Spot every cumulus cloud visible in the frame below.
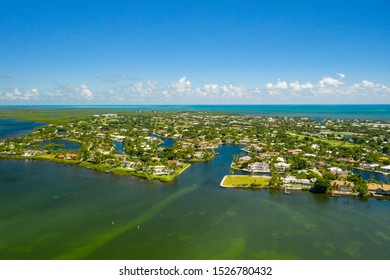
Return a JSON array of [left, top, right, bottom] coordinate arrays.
[[318, 75, 344, 87], [169, 76, 191, 94], [0, 88, 39, 100], [196, 83, 248, 98], [1, 73, 389, 104], [81, 84, 94, 100], [289, 81, 314, 92], [131, 80, 158, 99], [264, 73, 390, 102], [351, 80, 390, 93], [337, 73, 346, 79], [266, 80, 288, 90]]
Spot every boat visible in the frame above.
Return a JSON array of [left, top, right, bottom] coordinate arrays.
[[284, 186, 291, 195], [331, 192, 341, 197]]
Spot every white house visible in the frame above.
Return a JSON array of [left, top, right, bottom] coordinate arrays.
[[274, 162, 291, 171], [380, 165, 390, 172], [247, 162, 270, 173]]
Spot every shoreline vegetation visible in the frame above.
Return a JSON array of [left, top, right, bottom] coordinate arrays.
[[0, 108, 390, 196]]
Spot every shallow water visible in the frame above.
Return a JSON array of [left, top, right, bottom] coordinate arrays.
[[0, 145, 389, 260]]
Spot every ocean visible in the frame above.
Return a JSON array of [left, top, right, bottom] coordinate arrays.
[[2, 104, 390, 121]]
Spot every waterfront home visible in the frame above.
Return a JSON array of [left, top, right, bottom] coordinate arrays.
[[22, 151, 42, 157], [110, 135, 127, 141], [329, 167, 348, 176], [194, 152, 204, 159], [239, 138, 251, 144], [367, 183, 390, 196], [239, 156, 251, 162], [153, 165, 171, 176], [249, 144, 263, 152], [123, 161, 136, 170], [331, 180, 355, 195], [0, 151, 16, 155], [360, 163, 380, 170], [282, 176, 311, 186], [247, 162, 270, 173], [65, 153, 77, 160], [380, 165, 390, 172]]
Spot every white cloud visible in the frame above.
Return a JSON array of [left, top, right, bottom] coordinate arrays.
[[196, 83, 248, 98], [0, 88, 39, 100], [271, 80, 288, 90], [81, 84, 94, 100], [337, 73, 346, 79], [351, 80, 390, 94], [289, 81, 314, 92], [1, 73, 389, 104], [361, 80, 374, 88], [264, 74, 390, 102], [170, 76, 191, 94], [131, 80, 158, 98], [318, 75, 343, 87]]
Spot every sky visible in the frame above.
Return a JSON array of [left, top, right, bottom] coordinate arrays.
[[0, 0, 389, 105]]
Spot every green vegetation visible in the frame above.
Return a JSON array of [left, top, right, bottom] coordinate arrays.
[[347, 173, 369, 196], [310, 178, 331, 194], [1, 108, 389, 194]]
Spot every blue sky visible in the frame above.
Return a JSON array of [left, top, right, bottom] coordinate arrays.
[[0, 0, 389, 104]]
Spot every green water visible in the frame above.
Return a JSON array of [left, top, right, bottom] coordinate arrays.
[[0, 145, 389, 259]]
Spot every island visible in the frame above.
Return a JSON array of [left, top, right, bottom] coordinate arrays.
[[1, 108, 389, 197]]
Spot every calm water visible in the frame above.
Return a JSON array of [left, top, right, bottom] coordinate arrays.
[[148, 133, 174, 147], [353, 168, 390, 183], [31, 140, 81, 151], [0, 145, 389, 260], [0, 118, 44, 140]]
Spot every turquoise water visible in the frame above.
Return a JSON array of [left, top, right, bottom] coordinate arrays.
[[2, 104, 390, 120]]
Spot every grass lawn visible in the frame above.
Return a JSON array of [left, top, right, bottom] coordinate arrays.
[[151, 163, 191, 182], [287, 132, 356, 148], [221, 175, 271, 188]]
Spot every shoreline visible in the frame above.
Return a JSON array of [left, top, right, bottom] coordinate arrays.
[[0, 155, 190, 183], [354, 167, 390, 177]]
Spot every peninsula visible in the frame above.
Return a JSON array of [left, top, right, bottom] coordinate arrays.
[[1, 108, 389, 196]]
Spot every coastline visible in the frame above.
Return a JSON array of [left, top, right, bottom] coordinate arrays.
[[0, 155, 191, 183]]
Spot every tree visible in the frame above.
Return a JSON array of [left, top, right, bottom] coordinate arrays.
[[291, 157, 307, 170], [310, 178, 330, 194], [354, 181, 369, 197], [268, 173, 281, 189], [347, 173, 362, 184]]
